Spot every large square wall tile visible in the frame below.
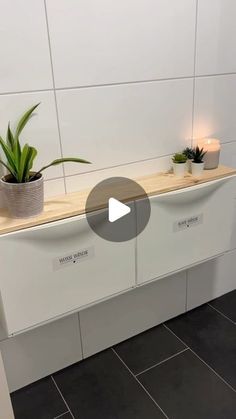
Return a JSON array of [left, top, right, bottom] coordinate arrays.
[[196, 0, 236, 76], [57, 79, 193, 176], [0, 0, 52, 93], [46, 0, 196, 88], [193, 75, 236, 143]]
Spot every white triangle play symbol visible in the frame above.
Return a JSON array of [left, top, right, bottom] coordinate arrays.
[[108, 197, 131, 223]]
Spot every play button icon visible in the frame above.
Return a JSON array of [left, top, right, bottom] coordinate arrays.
[[108, 198, 131, 222], [85, 176, 150, 242]]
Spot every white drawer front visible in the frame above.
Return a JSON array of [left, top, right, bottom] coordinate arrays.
[[137, 177, 236, 284], [0, 210, 135, 335]]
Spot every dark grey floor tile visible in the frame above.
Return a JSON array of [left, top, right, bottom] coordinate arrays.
[[139, 349, 236, 419], [53, 349, 165, 419], [11, 377, 67, 419], [114, 324, 186, 375], [166, 304, 236, 389], [210, 290, 236, 322]]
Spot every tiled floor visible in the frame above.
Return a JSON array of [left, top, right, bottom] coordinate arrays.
[[11, 290, 236, 419]]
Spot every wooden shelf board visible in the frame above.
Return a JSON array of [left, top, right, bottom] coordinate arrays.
[[0, 165, 235, 236]]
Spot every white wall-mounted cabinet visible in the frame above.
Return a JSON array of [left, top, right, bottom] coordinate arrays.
[[0, 211, 136, 336], [136, 177, 236, 285]]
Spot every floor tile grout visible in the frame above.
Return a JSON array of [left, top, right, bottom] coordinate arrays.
[[208, 303, 236, 325], [51, 376, 76, 419], [54, 411, 71, 419], [112, 348, 170, 419], [135, 347, 189, 377], [164, 324, 236, 394]]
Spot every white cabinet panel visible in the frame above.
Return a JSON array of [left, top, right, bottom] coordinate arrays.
[[0, 212, 135, 335], [0, 315, 82, 392], [196, 0, 236, 76], [46, 0, 195, 88], [187, 250, 236, 310], [137, 177, 236, 284], [57, 80, 193, 176], [80, 272, 186, 358], [0, 0, 52, 93]]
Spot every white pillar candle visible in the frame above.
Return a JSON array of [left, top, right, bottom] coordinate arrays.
[[197, 138, 221, 170]]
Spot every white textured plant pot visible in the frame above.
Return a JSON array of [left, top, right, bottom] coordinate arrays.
[[0, 174, 44, 218], [191, 162, 204, 178], [173, 162, 186, 178]]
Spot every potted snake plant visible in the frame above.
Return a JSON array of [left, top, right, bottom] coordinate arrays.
[[0, 104, 91, 218], [191, 146, 207, 178], [183, 147, 194, 173]]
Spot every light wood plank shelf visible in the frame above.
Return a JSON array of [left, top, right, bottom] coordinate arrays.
[[0, 165, 235, 236]]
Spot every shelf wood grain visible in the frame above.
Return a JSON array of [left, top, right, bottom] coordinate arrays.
[[0, 165, 235, 236]]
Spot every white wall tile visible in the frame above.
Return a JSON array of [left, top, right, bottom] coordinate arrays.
[[0, 92, 63, 179], [0, 0, 52, 93], [46, 0, 196, 88], [187, 250, 236, 310], [57, 79, 193, 176], [193, 75, 236, 144], [65, 156, 172, 192], [80, 272, 187, 358], [196, 0, 236, 76], [0, 315, 82, 392], [44, 178, 65, 197], [221, 142, 236, 168]]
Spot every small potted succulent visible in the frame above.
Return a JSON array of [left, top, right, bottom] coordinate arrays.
[[172, 153, 187, 178], [0, 104, 91, 218], [183, 147, 194, 172], [191, 146, 207, 177]]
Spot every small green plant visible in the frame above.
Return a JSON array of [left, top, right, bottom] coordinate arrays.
[[172, 153, 187, 164], [183, 147, 194, 160], [192, 146, 207, 163], [0, 104, 91, 183]]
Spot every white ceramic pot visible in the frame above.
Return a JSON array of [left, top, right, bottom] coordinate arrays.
[[173, 162, 186, 178], [0, 173, 44, 218], [186, 159, 193, 173], [191, 162, 204, 178]]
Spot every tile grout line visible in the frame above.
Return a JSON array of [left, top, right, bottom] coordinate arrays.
[[208, 303, 236, 326], [135, 348, 189, 377], [51, 376, 76, 419], [43, 0, 67, 193], [1, 72, 236, 98], [41, 137, 236, 184], [164, 323, 236, 394], [190, 0, 198, 147], [53, 411, 70, 419], [112, 348, 170, 419]]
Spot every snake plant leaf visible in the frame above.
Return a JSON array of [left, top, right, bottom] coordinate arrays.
[[37, 157, 91, 174], [15, 103, 40, 139], [12, 137, 21, 170], [6, 123, 15, 150], [24, 146, 37, 182], [0, 159, 15, 177], [18, 144, 30, 182], [0, 136, 17, 176]]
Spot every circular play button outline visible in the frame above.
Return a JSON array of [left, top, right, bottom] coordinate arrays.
[[85, 176, 151, 242]]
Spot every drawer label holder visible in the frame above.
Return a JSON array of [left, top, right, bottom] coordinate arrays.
[[53, 247, 95, 271], [173, 213, 203, 232]]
